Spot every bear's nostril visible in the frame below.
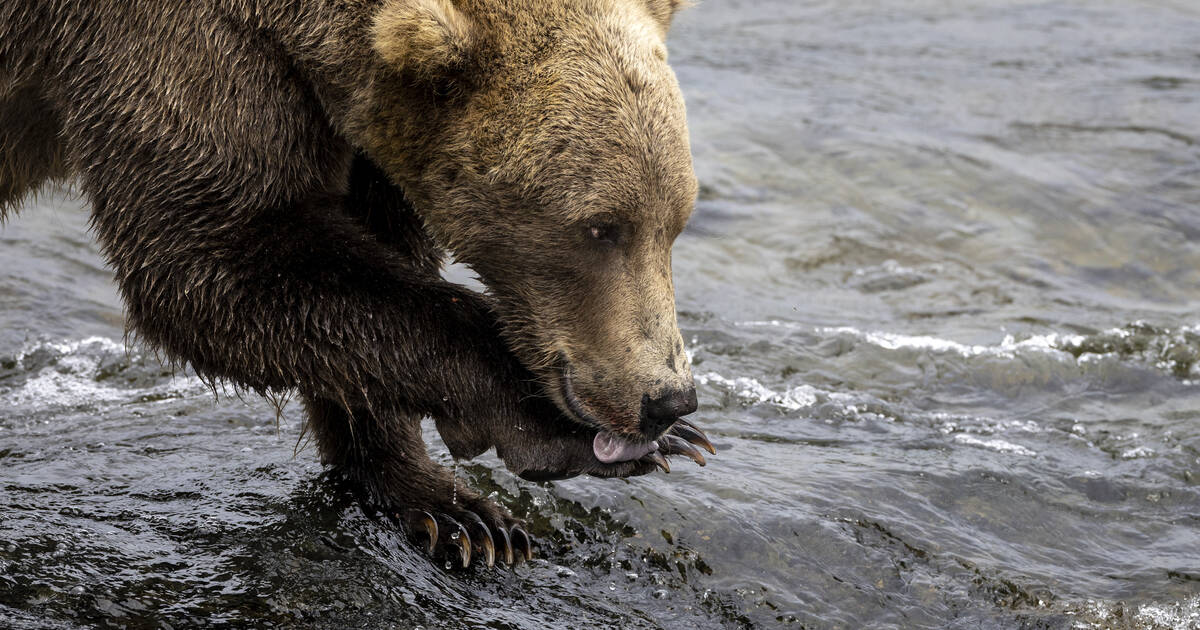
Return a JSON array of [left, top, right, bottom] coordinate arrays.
[[639, 386, 699, 437]]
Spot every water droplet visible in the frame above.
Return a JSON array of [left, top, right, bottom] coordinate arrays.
[[555, 566, 576, 577], [653, 589, 669, 599]]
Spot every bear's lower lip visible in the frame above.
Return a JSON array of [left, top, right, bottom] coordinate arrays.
[[557, 354, 654, 463], [557, 353, 607, 428], [593, 431, 658, 463]]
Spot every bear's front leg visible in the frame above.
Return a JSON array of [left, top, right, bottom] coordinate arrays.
[[84, 179, 544, 567], [497, 418, 715, 482], [428, 369, 715, 483], [304, 396, 533, 568]]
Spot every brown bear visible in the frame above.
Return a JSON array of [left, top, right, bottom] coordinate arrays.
[[0, 0, 712, 567]]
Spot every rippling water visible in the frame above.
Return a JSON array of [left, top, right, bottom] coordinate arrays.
[[3, 1, 1200, 628]]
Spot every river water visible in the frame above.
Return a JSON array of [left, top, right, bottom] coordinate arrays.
[[2, 1, 1199, 628]]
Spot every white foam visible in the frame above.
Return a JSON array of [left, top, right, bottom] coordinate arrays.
[[952, 433, 1037, 457], [733, 319, 808, 330], [694, 371, 817, 411], [734, 319, 1118, 361], [15, 336, 125, 362], [1119, 446, 1156, 460], [820, 326, 1086, 359], [763, 321, 1200, 381], [1071, 596, 1200, 629], [850, 260, 932, 278], [2, 337, 206, 410]]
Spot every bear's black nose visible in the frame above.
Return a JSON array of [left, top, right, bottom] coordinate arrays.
[[639, 386, 698, 437]]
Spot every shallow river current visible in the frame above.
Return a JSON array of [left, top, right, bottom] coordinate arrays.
[[3, 1, 1200, 628]]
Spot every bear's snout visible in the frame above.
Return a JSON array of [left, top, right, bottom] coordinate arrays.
[[638, 385, 698, 438]]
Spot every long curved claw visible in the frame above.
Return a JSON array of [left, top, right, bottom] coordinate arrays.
[[642, 450, 671, 473], [663, 435, 706, 467], [671, 420, 716, 455], [510, 526, 533, 564], [462, 512, 496, 568], [493, 523, 515, 566], [436, 515, 472, 569], [403, 510, 438, 555]]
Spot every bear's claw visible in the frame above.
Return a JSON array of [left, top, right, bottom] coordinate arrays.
[[435, 513, 473, 568], [402, 508, 532, 569], [641, 450, 671, 473], [636, 420, 715, 472], [510, 525, 534, 563], [662, 434, 706, 467], [493, 522, 515, 566], [462, 511, 496, 568], [670, 419, 716, 455], [403, 510, 439, 555]]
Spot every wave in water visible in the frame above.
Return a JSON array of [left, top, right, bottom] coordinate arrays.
[[694, 371, 819, 411], [0, 336, 207, 411], [734, 319, 1200, 380]]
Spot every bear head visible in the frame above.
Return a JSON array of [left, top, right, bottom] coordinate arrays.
[[362, 0, 697, 461]]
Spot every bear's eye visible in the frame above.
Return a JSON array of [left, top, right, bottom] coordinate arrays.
[[585, 221, 621, 245]]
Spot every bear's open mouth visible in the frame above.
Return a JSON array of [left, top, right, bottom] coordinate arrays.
[[557, 355, 657, 463]]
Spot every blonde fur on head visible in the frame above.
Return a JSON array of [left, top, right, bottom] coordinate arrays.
[[372, 0, 475, 75]]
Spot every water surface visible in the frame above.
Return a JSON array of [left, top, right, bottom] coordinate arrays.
[[3, 1, 1200, 628]]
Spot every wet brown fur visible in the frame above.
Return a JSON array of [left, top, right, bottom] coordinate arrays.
[[363, 0, 699, 439], [0, 0, 695, 527]]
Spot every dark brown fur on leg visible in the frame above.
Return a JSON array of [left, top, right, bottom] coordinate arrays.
[[341, 152, 443, 278], [0, 85, 66, 218], [303, 396, 516, 530]]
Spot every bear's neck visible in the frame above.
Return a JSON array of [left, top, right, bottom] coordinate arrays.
[[226, 0, 386, 142]]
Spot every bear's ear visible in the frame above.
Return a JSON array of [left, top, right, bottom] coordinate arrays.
[[372, 0, 476, 77], [644, 0, 692, 34]]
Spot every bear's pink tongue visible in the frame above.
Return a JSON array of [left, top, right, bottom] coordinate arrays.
[[593, 431, 658, 464]]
